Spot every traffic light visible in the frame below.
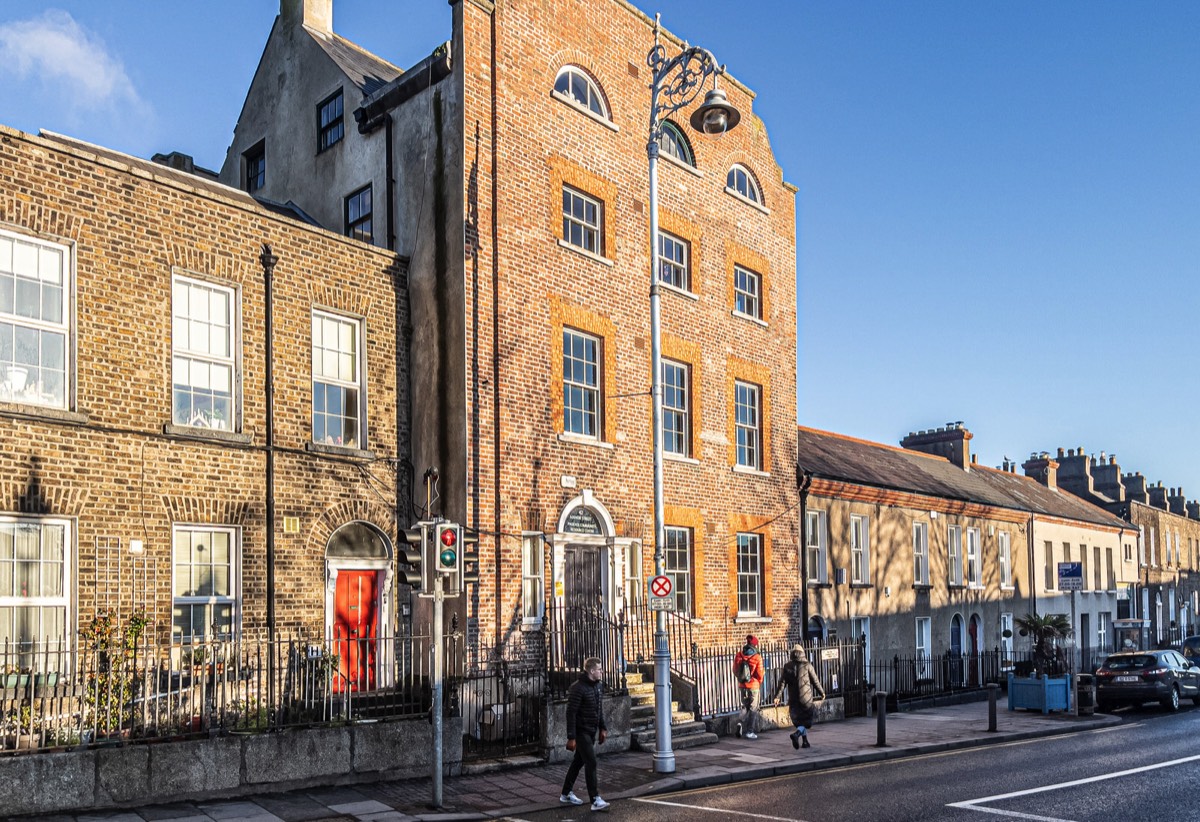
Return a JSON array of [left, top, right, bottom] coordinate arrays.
[[399, 522, 430, 590], [435, 522, 462, 578], [461, 529, 480, 586]]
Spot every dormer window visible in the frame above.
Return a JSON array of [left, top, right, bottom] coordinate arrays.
[[554, 66, 608, 119], [726, 164, 762, 204], [659, 121, 694, 166]]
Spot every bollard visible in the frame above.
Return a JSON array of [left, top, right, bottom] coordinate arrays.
[[987, 683, 999, 732], [875, 690, 888, 747]]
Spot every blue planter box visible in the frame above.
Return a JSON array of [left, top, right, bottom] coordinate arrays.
[[1007, 672, 1071, 713]]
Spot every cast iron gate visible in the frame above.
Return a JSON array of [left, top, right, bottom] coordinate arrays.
[[459, 644, 545, 760]]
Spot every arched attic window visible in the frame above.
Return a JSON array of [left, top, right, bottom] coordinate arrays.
[[659, 121, 695, 166], [554, 65, 609, 120], [727, 163, 763, 205]]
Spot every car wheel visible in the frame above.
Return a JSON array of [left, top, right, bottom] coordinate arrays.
[[1162, 686, 1180, 712]]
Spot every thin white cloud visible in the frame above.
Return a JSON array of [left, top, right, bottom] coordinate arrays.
[[0, 9, 148, 115]]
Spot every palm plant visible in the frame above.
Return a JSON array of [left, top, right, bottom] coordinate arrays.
[[1015, 612, 1072, 676]]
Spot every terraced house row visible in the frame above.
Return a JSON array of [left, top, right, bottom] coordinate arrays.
[[4, 0, 1200, 736]]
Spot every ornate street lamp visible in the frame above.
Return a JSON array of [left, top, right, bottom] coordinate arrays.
[[645, 17, 740, 775]]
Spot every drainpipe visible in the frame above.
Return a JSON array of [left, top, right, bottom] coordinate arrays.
[[1027, 513, 1036, 616], [260, 245, 279, 707], [384, 113, 396, 251], [797, 462, 813, 636]]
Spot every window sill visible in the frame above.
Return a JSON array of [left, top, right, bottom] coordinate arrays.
[[305, 441, 376, 460], [557, 432, 614, 450], [660, 150, 703, 178], [730, 310, 768, 328], [556, 238, 613, 267], [0, 402, 89, 426], [724, 186, 771, 215], [849, 583, 873, 590], [660, 281, 699, 301], [520, 619, 544, 631], [550, 90, 619, 133], [664, 453, 700, 466], [807, 581, 833, 589], [163, 424, 252, 445], [732, 465, 770, 479], [734, 616, 772, 624], [913, 584, 932, 591]]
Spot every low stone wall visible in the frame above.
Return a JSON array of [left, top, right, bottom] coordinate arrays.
[[0, 718, 462, 817], [707, 695, 845, 736], [543, 692, 631, 764]]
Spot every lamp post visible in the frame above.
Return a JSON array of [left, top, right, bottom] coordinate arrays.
[[645, 17, 740, 775]]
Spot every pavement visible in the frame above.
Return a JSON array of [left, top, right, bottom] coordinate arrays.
[[16, 700, 1118, 822]]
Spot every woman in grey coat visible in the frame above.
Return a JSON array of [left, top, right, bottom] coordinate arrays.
[[771, 644, 825, 749]]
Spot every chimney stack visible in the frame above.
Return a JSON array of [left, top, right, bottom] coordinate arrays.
[[1148, 482, 1169, 511], [1123, 472, 1149, 504], [281, 0, 333, 33], [1022, 452, 1059, 490], [1168, 487, 1187, 516], [900, 422, 973, 470]]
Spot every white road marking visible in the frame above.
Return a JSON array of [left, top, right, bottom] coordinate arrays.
[[634, 797, 809, 820], [948, 752, 1200, 818]]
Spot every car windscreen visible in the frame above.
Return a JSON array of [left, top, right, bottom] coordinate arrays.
[[1103, 655, 1154, 671]]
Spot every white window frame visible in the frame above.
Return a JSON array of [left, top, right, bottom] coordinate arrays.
[[521, 533, 544, 624], [1098, 612, 1111, 651], [948, 525, 964, 587], [727, 164, 761, 203], [736, 532, 764, 617], [1000, 612, 1014, 667], [171, 524, 240, 643], [915, 617, 931, 677], [732, 265, 761, 320], [1138, 525, 1146, 566], [563, 327, 601, 439], [562, 186, 602, 255], [553, 66, 608, 119], [657, 230, 690, 291], [966, 527, 982, 588], [0, 516, 71, 664], [1150, 526, 1157, 567], [913, 521, 929, 585], [733, 380, 761, 470], [850, 514, 870, 584], [664, 526, 692, 617], [172, 274, 238, 431], [624, 540, 643, 611], [661, 358, 690, 458], [0, 228, 72, 410], [806, 509, 828, 584], [998, 531, 1013, 589], [311, 309, 365, 449]]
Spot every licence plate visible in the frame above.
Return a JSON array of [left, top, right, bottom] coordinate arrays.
[[1115, 676, 1138, 683]]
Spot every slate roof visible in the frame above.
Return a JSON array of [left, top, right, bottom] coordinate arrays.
[[797, 426, 1133, 531], [305, 27, 402, 98]]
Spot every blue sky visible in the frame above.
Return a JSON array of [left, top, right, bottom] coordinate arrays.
[[2, 1, 1198, 497]]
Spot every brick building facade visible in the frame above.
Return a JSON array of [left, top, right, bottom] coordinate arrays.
[[0, 126, 407, 676], [221, 0, 801, 656]]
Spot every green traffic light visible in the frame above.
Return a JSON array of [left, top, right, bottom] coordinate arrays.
[[440, 547, 457, 567]]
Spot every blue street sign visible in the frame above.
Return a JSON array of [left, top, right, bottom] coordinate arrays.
[[1058, 562, 1083, 591]]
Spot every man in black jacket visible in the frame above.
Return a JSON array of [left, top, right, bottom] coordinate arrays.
[[560, 657, 610, 811]]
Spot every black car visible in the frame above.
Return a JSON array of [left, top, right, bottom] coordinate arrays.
[[1095, 649, 1200, 711]]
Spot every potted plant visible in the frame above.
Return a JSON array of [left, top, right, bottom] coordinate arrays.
[[1008, 612, 1074, 713]]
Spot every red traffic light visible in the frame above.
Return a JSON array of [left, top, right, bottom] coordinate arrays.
[[440, 527, 457, 547]]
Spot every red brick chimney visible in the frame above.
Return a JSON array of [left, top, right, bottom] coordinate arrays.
[[900, 422, 972, 470]]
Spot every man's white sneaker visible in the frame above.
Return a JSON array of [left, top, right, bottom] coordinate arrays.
[[560, 792, 583, 805], [591, 796, 610, 811], [743, 731, 758, 739]]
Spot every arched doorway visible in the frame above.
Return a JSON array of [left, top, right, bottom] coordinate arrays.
[[325, 521, 393, 693], [807, 615, 826, 642], [968, 613, 983, 686], [949, 613, 965, 687]]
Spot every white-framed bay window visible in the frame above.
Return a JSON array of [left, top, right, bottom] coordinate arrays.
[[172, 274, 237, 430], [736, 532, 764, 617], [172, 525, 239, 643], [806, 509, 828, 584], [312, 309, 365, 449], [0, 517, 70, 663], [521, 533, 545, 623], [0, 229, 72, 409], [966, 527, 982, 588]]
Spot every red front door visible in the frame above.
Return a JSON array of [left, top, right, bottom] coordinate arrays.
[[333, 570, 378, 693]]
